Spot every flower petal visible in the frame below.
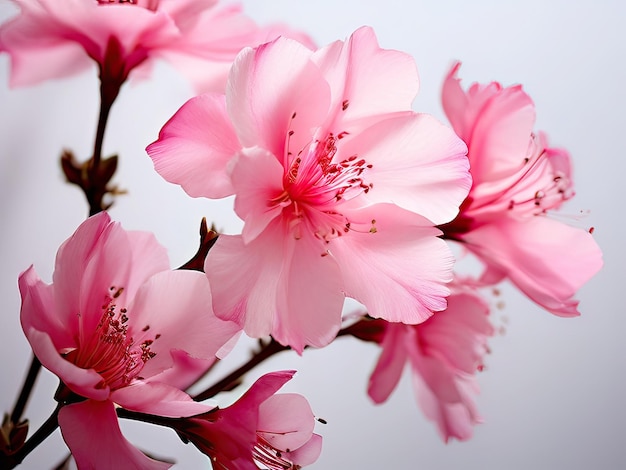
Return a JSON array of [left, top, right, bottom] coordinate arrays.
[[257, 394, 315, 452], [147, 93, 240, 198], [463, 217, 603, 316], [367, 324, 408, 404], [111, 381, 212, 418], [128, 270, 241, 379], [226, 36, 330, 158], [341, 112, 470, 224], [332, 204, 454, 323], [58, 400, 172, 469]]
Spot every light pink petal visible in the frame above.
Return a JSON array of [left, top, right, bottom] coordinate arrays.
[[257, 393, 315, 452], [341, 112, 470, 224], [58, 400, 171, 469], [443, 63, 536, 183], [19, 266, 74, 351], [120, 229, 171, 302], [231, 146, 286, 244], [128, 270, 241, 379], [368, 324, 408, 404], [146, 350, 217, 391], [111, 381, 212, 417], [464, 217, 603, 316], [411, 368, 480, 442], [331, 204, 454, 323], [147, 93, 240, 198], [282, 433, 323, 467], [206, 224, 344, 352], [51, 212, 114, 334], [226, 36, 330, 158], [205, 232, 282, 337], [313, 26, 419, 127], [22, 328, 109, 401], [418, 290, 493, 374], [271, 230, 344, 353]]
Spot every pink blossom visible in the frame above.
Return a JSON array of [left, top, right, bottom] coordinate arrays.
[[147, 27, 471, 352], [0, 0, 314, 92], [349, 285, 494, 442], [439, 63, 603, 316], [174, 370, 322, 470], [19, 212, 240, 467]]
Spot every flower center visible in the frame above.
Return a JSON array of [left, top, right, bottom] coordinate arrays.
[[65, 286, 158, 390], [274, 130, 374, 242]]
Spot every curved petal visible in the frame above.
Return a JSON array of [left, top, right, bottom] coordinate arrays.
[[282, 433, 323, 467], [331, 204, 454, 324], [463, 217, 603, 316], [230, 146, 285, 244], [257, 394, 315, 452], [128, 270, 241, 379], [22, 328, 109, 401], [342, 112, 470, 224], [206, 224, 344, 352], [442, 63, 536, 183], [58, 400, 172, 469], [147, 93, 240, 198], [111, 381, 212, 418], [313, 26, 419, 128], [367, 323, 408, 404], [226, 36, 330, 158], [19, 266, 74, 352]]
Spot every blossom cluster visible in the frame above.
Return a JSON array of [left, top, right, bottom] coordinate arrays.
[[0, 1, 602, 468]]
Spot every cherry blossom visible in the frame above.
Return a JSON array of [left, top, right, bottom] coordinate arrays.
[[173, 370, 322, 470], [147, 27, 471, 352], [0, 0, 313, 92], [439, 63, 603, 316], [348, 284, 494, 441], [18, 212, 240, 468]]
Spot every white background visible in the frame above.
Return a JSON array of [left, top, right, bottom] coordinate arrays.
[[0, 1, 624, 469]]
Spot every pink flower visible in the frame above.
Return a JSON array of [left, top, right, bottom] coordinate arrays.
[[174, 371, 322, 470], [19, 212, 240, 468], [439, 63, 603, 316], [349, 284, 494, 442], [0, 0, 313, 92], [147, 27, 471, 352]]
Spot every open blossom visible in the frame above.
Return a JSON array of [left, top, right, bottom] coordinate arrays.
[[147, 27, 471, 352], [348, 284, 494, 442], [439, 63, 603, 316], [173, 371, 322, 470], [0, 0, 313, 92], [18, 212, 240, 468]]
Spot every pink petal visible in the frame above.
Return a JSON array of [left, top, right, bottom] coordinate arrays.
[[367, 324, 408, 404], [282, 433, 323, 467], [147, 93, 240, 198], [206, 224, 344, 353], [111, 381, 212, 418], [340, 112, 470, 225], [128, 270, 241, 379], [19, 266, 74, 352], [418, 289, 493, 374], [463, 217, 603, 316], [226, 36, 330, 158], [332, 204, 454, 324], [257, 393, 315, 452], [230, 146, 286, 244], [22, 328, 109, 401], [312, 26, 419, 127], [411, 368, 481, 442], [146, 349, 217, 391], [442, 63, 536, 183], [58, 400, 171, 469]]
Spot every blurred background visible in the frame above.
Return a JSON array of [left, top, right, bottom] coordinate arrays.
[[0, 1, 624, 468]]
